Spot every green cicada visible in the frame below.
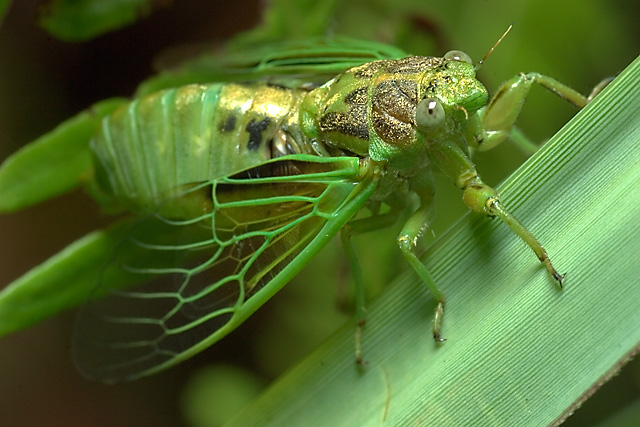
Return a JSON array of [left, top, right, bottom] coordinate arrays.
[[0, 36, 598, 383]]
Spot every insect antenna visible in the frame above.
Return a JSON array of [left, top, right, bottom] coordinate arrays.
[[475, 23, 513, 71]]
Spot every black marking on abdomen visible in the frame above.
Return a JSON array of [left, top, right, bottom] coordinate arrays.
[[245, 117, 271, 151], [220, 115, 237, 133]]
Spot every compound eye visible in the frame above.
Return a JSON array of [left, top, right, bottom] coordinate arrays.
[[416, 98, 445, 131], [444, 50, 473, 64]]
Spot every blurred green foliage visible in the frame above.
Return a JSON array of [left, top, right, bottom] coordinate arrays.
[[39, 0, 158, 40]]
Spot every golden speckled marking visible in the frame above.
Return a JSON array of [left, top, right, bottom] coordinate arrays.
[[344, 86, 368, 105], [319, 109, 369, 140], [318, 85, 370, 140], [352, 56, 445, 79], [371, 79, 418, 146]]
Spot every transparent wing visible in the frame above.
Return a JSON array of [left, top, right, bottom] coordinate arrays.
[[73, 155, 377, 382], [137, 36, 409, 95]]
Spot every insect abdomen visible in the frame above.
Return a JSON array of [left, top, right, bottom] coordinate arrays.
[[90, 83, 307, 211]]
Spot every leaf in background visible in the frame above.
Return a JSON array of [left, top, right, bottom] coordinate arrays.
[[0, 98, 126, 212], [0, 222, 132, 336], [230, 0, 343, 44], [0, 0, 10, 26], [38, 0, 164, 41], [227, 55, 640, 427]]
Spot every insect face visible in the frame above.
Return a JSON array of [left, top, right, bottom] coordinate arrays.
[[416, 58, 488, 139]]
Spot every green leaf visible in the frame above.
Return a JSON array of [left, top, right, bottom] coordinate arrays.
[[39, 0, 156, 41], [229, 0, 343, 44], [227, 55, 640, 426], [0, 98, 125, 212], [0, 0, 11, 25], [0, 222, 131, 336]]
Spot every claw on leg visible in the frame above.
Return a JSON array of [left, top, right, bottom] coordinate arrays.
[[433, 301, 446, 343], [355, 319, 367, 365], [489, 199, 564, 288]]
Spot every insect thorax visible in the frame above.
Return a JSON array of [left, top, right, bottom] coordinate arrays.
[[300, 57, 449, 169]]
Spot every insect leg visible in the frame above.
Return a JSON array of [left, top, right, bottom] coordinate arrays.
[[340, 227, 368, 364], [489, 199, 564, 283], [472, 72, 591, 151], [398, 203, 446, 343], [396, 171, 445, 342], [431, 139, 564, 285], [341, 199, 410, 363], [427, 139, 563, 337]]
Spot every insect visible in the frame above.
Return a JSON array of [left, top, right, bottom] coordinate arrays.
[[0, 34, 599, 383]]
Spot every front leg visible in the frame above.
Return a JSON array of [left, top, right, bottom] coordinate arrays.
[[424, 139, 564, 342], [461, 179, 564, 284], [432, 139, 564, 284], [471, 72, 593, 151]]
